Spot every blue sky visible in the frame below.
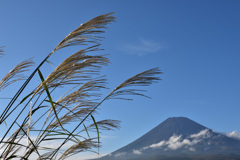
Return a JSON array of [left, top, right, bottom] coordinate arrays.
[[0, 0, 240, 159]]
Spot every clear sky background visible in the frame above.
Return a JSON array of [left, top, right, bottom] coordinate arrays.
[[0, 0, 240, 159]]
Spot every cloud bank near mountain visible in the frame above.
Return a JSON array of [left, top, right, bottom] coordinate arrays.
[[226, 130, 240, 140], [131, 129, 212, 155]]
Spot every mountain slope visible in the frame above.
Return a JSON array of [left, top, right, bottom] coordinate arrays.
[[95, 117, 240, 160]]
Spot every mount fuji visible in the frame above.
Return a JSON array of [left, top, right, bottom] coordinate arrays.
[[94, 117, 240, 160]]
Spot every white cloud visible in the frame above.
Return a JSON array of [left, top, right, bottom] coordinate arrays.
[[226, 130, 240, 140], [133, 149, 142, 155], [166, 135, 197, 150], [137, 129, 213, 153], [145, 134, 196, 151], [114, 152, 126, 157], [190, 129, 211, 139], [119, 38, 164, 56], [148, 140, 166, 148], [165, 135, 183, 150]]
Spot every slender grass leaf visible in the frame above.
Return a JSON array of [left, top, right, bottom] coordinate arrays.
[[20, 92, 34, 104], [90, 114, 100, 156], [37, 69, 64, 129], [83, 123, 91, 139]]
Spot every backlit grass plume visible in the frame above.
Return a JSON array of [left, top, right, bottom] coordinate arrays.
[[0, 13, 161, 159], [0, 59, 34, 92]]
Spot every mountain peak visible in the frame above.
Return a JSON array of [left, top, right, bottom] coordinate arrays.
[[150, 116, 207, 138], [165, 116, 191, 121], [164, 116, 199, 123], [96, 117, 240, 160]]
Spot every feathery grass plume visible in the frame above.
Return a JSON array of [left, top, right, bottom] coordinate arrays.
[[54, 12, 116, 52], [58, 139, 98, 160], [107, 67, 162, 100], [0, 59, 34, 91], [83, 119, 120, 132], [0, 13, 161, 160], [35, 45, 109, 94]]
